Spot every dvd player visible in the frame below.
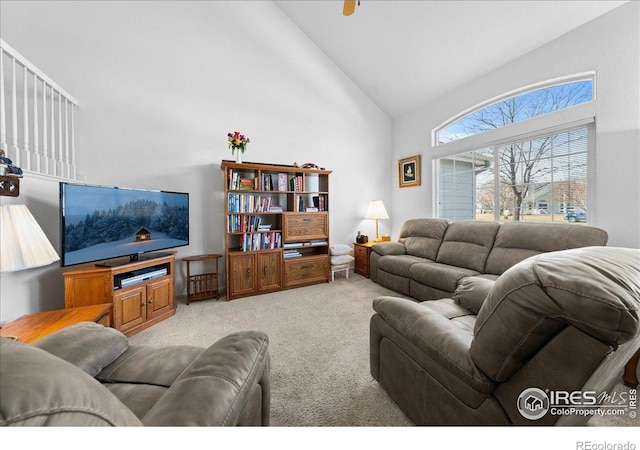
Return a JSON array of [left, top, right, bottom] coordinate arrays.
[[117, 267, 168, 288]]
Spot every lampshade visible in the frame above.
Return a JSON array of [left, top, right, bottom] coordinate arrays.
[[365, 200, 389, 220], [1, 204, 60, 272]]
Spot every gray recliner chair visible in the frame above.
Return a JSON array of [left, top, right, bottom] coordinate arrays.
[[0, 323, 270, 426], [370, 246, 640, 425]]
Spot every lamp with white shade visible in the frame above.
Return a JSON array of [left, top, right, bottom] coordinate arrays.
[[365, 200, 389, 242], [1, 204, 60, 272]]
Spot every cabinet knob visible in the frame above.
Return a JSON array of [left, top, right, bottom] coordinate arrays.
[[247, 268, 251, 277], [263, 266, 267, 275], [149, 299, 154, 304], [141, 302, 147, 306]]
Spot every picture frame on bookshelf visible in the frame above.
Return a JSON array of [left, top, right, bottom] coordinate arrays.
[[398, 154, 421, 188]]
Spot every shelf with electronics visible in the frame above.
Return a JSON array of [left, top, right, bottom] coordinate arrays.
[[221, 160, 331, 300]]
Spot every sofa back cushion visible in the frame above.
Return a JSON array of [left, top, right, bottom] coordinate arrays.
[[398, 218, 449, 261], [435, 221, 500, 272], [470, 247, 640, 382], [484, 222, 608, 275], [0, 338, 142, 426]]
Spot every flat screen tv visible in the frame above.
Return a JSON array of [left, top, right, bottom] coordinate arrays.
[[60, 182, 189, 267]]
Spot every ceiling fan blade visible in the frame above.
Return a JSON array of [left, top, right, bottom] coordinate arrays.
[[343, 0, 356, 16]]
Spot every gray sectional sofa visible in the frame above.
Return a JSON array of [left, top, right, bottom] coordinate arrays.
[[370, 218, 609, 301]]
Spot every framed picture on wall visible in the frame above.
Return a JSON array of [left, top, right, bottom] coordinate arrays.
[[398, 154, 421, 188]]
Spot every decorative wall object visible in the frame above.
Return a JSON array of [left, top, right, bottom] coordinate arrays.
[[398, 154, 421, 188]]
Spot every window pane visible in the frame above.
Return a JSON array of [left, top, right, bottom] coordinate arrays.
[[437, 127, 589, 225], [437, 80, 593, 144]]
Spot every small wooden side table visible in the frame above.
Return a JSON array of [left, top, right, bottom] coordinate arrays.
[[353, 241, 377, 278], [184, 254, 222, 304], [0, 304, 113, 344]]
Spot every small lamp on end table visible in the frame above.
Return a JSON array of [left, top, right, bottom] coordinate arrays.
[[365, 200, 389, 242]]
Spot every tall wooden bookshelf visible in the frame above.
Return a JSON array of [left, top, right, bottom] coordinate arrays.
[[221, 160, 331, 300]]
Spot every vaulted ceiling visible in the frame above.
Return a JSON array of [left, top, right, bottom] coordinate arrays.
[[275, 1, 626, 118]]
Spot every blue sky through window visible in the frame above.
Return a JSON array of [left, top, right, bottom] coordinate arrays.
[[437, 80, 593, 144]]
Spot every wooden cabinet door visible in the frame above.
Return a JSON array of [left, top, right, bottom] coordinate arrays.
[[147, 278, 173, 319], [284, 255, 329, 288], [258, 251, 282, 292], [113, 286, 146, 333], [229, 253, 257, 298], [64, 271, 111, 308], [354, 245, 370, 277], [283, 213, 328, 241]]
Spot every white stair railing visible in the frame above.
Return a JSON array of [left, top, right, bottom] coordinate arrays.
[[0, 39, 80, 180]]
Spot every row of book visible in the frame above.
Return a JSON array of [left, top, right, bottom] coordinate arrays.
[[227, 215, 274, 233], [238, 232, 282, 252], [228, 194, 276, 213], [227, 169, 310, 192], [283, 249, 302, 259], [291, 194, 329, 212]]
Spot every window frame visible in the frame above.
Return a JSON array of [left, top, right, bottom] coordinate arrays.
[[433, 122, 596, 223], [432, 72, 596, 148], [431, 74, 597, 223]]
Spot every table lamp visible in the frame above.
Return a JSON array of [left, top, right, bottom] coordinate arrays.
[[365, 200, 389, 242], [1, 204, 60, 272]]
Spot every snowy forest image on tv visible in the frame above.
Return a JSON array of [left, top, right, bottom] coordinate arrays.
[[62, 184, 189, 266]]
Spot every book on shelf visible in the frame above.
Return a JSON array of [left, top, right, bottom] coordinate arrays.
[[283, 249, 302, 258], [312, 194, 328, 211], [238, 232, 282, 252], [269, 205, 283, 212], [228, 194, 272, 213], [278, 173, 288, 191], [289, 175, 304, 192], [305, 207, 319, 212]]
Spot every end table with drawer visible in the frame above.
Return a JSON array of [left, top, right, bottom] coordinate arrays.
[[353, 241, 377, 278]]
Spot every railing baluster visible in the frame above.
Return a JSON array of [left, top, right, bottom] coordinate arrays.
[[42, 81, 49, 174], [70, 105, 76, 180], [1, 39, 78, 180], [64, 98, 70, 178], [0, 49, 6, 152], [57, 91, 63, 176], [10, 57, 19, 165], [22, 66, 30, 170], [50, 85, 56, 177], [33, 72, 40, 172]]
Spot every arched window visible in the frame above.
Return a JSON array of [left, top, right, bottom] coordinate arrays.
[[435, 78, 593, 145], [433, 76, 595, 224]]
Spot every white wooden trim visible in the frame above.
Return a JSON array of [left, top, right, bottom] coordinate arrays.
[[0, 38, 78, 105]]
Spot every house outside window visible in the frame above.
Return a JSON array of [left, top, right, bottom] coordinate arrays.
[[434, 77, 594, 224]]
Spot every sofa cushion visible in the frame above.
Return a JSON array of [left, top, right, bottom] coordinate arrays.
[[484, 222, 608, 275], [436, 221, 499, 272], [0, 338, 142, 426], [97, 345, 205, 387], [453, 276, 495, 314], [471, 246, 640, 382], [409, 262, 479, 294], [397, 218, 449, 260], [33, 322, 128, 377], [377, 254, 430, 277]]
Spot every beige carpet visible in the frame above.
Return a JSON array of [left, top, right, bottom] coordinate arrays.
[[129, 272, 635, 427]]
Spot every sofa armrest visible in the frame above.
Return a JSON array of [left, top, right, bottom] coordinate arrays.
[[453, 277, 495, 314], [142, 331, 270, 426], [372, 296, 494, 393], [32, 322, 128, 377], [371, 242, 406, 256]]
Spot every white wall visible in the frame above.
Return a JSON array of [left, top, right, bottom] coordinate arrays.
[[0, 1, 392, 324], [391, 1, 640, 248]]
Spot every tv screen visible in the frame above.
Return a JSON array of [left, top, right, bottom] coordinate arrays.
[[60, 183, 189, 267]]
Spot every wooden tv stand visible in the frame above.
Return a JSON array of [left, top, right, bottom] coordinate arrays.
[[63, 253, 176, 337]]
